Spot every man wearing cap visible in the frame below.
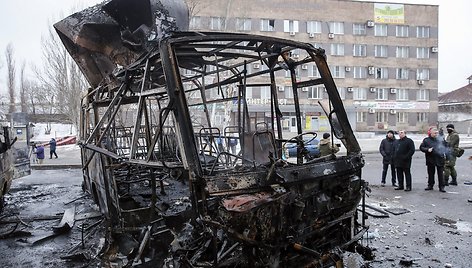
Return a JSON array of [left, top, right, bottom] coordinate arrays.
[[379, 130, 397, 187], [319, 133, 339, 157], [444, 124, 459, 186]]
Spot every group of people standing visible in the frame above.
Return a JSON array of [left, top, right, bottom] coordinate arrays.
[[379, 124, 460, 193], [31, 138, 58, 164]]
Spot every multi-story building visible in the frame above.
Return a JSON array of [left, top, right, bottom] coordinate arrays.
[[189, 0, 438, 132]]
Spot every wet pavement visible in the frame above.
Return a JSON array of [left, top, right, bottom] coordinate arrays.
[[0, 169, 104, 268], [361, 150, 472, 267], [1, 142, 472, 267]]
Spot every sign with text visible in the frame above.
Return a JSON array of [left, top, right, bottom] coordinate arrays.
[[354, 101, 430, 110], [374, 3, 405, 24]]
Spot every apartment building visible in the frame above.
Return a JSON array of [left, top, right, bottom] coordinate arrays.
[[189, 0, 438, 132]]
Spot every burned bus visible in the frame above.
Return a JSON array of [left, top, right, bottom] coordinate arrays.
[[55, 0, 368, 266]]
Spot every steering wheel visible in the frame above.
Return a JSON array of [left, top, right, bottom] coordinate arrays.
[[282, 132, 318, 148]]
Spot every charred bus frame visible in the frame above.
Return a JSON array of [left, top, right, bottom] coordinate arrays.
[[55, 0, 368, 265]]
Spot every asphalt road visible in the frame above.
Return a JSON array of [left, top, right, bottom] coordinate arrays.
[[0, 169, 103, 268], [360, 149, 472, 267], [1, 151, 472, 267]]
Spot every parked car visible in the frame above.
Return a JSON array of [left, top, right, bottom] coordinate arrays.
[[285, 137, 320, 159], [0, 127, 15, 212]]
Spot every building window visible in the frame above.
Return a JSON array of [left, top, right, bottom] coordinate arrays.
[[417, 47, 430, 59], [396, 46, 409, 58], [185, 68, 197, 76], [210, 17, 224, 30], [397, 112, 408, 123], [376, 112, 388, 123], [307, 21, 322, 33], [190, 16, 201, 29], [285, 70, 291, 78], [284, 20, 299, 33], [417, 112, 428, 123], [337, 87, 346, 100], [376, 67, 389, 79], [353, 23, 366, 35], [308, 65, 320, 77], [353, 44, 367, 57], [417, 89, 429, 101], [291, 48, 301, 58], [353, 88, 367, 100], [260, 19, 275, 32], [396, 25, 409, 37], [353, 66, 367, 79], [417, 26, 430, 38], [376, 88, 388, 100], [374, 24, 388, 36], [416, 69, 430, 80], [396, 88, 409, 101], [374, 45, 388, 58], [330, 43, 344, 56], [357, 112, 367, 122], [260, 87, 271, 99], [245, 87, 253, 99], [396, 68, 409, 80], [329, 22, 344, 34], [330, 66, 345, 78], [308, 86, 323, 99], [236, 18, 251, 31], [285, 86, 293, 98], [261, 64, 270, 77]]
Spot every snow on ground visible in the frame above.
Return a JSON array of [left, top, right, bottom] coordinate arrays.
[[31, 123, 77, 143]]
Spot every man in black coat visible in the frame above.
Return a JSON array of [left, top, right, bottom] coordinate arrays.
[[379, 130, 397, 187], [419, 127, 447, 192], [393, 130, 415, 191]]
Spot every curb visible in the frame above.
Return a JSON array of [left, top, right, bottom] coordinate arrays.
[[31, 164, 82, 170], [361, 145, 472, 155]]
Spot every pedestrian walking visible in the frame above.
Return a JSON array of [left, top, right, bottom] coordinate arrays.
[[228, 136, 238, 155], [379, 130, 397, 187], [420, 127, 447, 192], [49, 138, 58, 159], [444, 124, 459, 186], [216, 136, 224, 153], [393, 130, 415, 191], [29, 142, 38, 163], [468, 155, 472, 203], [35, 144, 45, 164]]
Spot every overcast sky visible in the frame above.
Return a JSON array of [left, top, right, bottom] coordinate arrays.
[[0, 0, 471, 93]]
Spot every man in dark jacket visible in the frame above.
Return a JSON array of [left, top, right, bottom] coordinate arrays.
[[379, 130, 397, 187], [393, 130, 415, 191], [420, 128, 447, 192], [49, 138, 58, 159], [444, 124, 459, 186]]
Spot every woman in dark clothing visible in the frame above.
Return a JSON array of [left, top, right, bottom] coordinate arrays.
[[419, 127, 447, 192], [379, 130, 397, 187], [393, 130, 415, 191]]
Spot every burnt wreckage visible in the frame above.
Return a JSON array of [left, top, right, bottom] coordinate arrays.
[[55, 0, 368, 266]]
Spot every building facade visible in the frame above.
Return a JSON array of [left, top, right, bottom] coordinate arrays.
[[189, 0, 439, 132]]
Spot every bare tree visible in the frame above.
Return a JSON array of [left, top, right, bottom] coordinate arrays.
[[34, 26, 88, 128], [5, 43, 16, 114], [19, 61, 28, 113], [185, 0, 207, 20]]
